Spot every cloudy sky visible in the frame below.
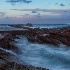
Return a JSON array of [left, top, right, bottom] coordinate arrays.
[[0, 0, 70, 24]]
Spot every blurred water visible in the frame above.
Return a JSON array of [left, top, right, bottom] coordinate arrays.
[[0, 24, 23, 30], [14, 36, 70, 70], [0, 24, 70, 30], [32, 24, 70, 28]]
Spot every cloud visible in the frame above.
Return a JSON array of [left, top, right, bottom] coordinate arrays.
[[60, 3, 65, 6], [0, 15, 70, 24], [10, 8, 70, 13], [32, 10, 37, 13], [49, 3, 51, 5], [0, 9, 70, 24], [55, 3, 58, 5], [0, 12, 5, 17], [68, 3, 70, 5], [6, 0, 32, 5], [10, 8, 48, 12], [2, 9, 70, 24], [25, 14, 29, 15]]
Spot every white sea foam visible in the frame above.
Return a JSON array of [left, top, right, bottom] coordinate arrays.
[[0, 47, 16, 55]]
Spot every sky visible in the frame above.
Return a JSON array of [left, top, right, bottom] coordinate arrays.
[[0, 0, 70, 24]]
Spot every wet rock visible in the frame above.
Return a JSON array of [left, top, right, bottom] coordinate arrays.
[[25, 23, 32, 27], [0, 27, 70, 46], [0, 62, 49, 70], [0, 49, 12, 61], [0, 34, 19, 53]]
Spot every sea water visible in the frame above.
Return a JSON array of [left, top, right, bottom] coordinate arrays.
[[0, 24, 70, 30], [14, 36, 70, 70], [0, 24, 23, 30], [32, 24, 70, 28]]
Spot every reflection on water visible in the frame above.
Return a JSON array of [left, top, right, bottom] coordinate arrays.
[[14, 36, 70, 70]]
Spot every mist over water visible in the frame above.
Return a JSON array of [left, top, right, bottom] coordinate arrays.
[[14, 36, 70, 70]]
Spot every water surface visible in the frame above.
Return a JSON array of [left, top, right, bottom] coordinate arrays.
[[14, 36, 70, 70]]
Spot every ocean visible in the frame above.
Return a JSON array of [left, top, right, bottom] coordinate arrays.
[[0, 24, 70, 30], [14, 35, 70, 70]]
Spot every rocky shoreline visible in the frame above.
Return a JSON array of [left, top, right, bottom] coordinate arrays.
[[0, 26, 70, 70], [0, 27, 70, 46]]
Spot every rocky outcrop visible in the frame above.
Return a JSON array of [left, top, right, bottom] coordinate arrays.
[[24, 27, 70, 46], [0, 49, 11, 61], [0, 27, 70, 46], [0, 34, 19, 53], [0, 62, 49, 70], [25, 23, 32, 27]]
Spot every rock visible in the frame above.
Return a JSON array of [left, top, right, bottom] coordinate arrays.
[[0, 62, 49, 70], [0, 49, 12, 61], [0, 34, 19, 53], [0, 27, 70, 46], [25, 23, 32, 27]]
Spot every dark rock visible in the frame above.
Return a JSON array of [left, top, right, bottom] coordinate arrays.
[[0, 62, 49, 70], [0, 34, 19, 53], [0, 49, 11, 61], [0, 27, 70, 46], [25, 23, 32, 27]]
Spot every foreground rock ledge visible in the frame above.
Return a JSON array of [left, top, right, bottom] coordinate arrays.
[[0, 62, 49, 70]]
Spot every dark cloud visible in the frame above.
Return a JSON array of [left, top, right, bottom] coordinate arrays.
[[49, 3, 51, 5], [55, 3, 58, 5], [32, 10, 37, 13], [0, 12, 5, 16], [0, 10, 70, 24], [10, 8, 70, 13], [6, 0, 32, 5], [10, 8, 48, 12], [60, 3, 65, 6]]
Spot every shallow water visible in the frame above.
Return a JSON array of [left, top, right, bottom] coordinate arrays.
[[14, 35, 70, 70]]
